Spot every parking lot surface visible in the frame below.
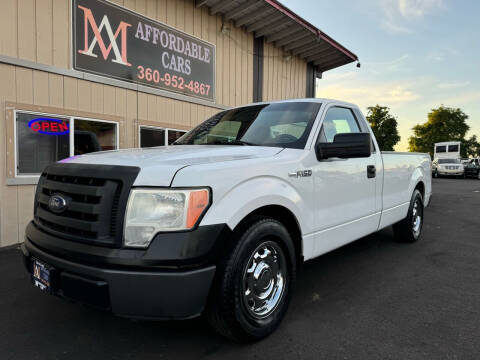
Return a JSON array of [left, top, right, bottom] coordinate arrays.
[[1, 178, 480, 360]]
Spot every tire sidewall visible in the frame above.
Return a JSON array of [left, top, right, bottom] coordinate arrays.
[[229, 220, 296, 339], [408, 190, 424, 241]]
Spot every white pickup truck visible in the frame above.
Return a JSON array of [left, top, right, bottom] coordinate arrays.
[[22, 99, 431, 341]]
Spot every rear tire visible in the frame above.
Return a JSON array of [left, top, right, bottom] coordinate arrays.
[[393, 189, 424, 243], [206, 218, 296, 342]]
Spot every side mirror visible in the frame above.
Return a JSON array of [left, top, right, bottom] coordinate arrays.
[[316, 133, 372, 160]]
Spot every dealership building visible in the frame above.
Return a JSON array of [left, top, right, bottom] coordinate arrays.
[[0, 0, 357, 247]]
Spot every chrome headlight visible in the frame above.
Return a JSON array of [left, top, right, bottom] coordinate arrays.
[[124, 188, 210, 248]]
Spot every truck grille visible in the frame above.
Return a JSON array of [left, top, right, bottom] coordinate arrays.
[[445, 166, 459, 170], [34, 163, 140, 247]]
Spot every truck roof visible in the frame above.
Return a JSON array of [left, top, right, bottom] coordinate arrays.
[[434, 141, 461, 145], [241, 98, 359, 109]]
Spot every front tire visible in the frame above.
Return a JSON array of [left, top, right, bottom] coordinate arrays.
[[206, 218, 296, 342], [393, 189, 424, 243]]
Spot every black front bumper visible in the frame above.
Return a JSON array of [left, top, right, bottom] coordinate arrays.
[[465, 168, 479, 177], [22, 222, 230, 319]]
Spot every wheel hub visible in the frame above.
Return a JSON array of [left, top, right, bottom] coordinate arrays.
[[412, 200, 422, 237], [243, 242, 286, 319]]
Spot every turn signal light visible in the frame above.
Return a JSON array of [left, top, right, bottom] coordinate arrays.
[[186, 189, 210, 228]]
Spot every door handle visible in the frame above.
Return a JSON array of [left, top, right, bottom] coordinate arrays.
[[367, 165, 376, 178]]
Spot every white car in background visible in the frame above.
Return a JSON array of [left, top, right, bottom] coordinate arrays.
[[432, 158, 465, 178], [434, 141, 461, 160]]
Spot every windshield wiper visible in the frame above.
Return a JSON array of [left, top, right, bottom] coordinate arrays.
[[173, 140, 256, 146], [227, 139, 255, 146], [208, 140, 255, 146]]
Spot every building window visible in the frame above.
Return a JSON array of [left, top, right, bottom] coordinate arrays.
[[139, 126, 166, 147], [74, 119, 117, 155], [15, 111, 118, 177], [168, 129, 187, 145], [16, 113, 70, 176], [139, 126, 187, 148]]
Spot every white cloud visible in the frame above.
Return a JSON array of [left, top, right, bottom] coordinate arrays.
[[355, 54, 412, 75], [316, 83, 420, 107], [322, 71, 358, 81], [379, 0, 445, 34], [437, 81, 471, 89], [381, 21, 413, 34], [426, 52, 445, 62], [426, 47, 461, 62], [437, 91, 480, 106], [398, 0, 444, 17], [443, 47, 460, 57], [367, 54, 410, 68]]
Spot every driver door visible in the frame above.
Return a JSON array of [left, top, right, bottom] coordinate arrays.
[[312, 105, 380, 257]]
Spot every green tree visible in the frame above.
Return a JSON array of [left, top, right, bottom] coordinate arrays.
[[408, 106, 472, 158], [366, 105, 400, 151], [463, 135, 480, 157]]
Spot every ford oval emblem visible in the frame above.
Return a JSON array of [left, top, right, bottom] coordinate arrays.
[[48, 193, 68, 213]]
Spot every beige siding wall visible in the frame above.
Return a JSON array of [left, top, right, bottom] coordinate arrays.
[[0, 0, 310, 247], [1, 0, 70, 68], [262, 41, 307, 101]]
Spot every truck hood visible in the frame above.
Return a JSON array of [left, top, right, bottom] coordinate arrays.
[[64, 145, 283, 186]]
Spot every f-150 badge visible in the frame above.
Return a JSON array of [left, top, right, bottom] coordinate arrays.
[[289, 170, 312, 178]]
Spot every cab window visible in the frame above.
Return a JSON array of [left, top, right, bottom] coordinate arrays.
[[319, 107, 361, 143]]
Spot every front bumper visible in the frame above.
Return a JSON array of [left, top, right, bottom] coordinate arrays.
[[465, 169, 479, 177], [22, 222, 230, 319], [437, 170, 464, 176]]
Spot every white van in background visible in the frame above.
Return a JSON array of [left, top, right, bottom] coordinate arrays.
[[434, 141, 461, 160]]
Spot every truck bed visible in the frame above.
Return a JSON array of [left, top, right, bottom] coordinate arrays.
[[379, 152, 432, 229]]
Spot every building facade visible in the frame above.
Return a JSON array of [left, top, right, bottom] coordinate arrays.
[[0, 0, 357, 247]]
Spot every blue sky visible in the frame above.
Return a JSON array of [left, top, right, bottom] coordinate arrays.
[[281, 0, 480, 151]]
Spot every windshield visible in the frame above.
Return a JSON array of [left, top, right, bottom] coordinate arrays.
[[438, 159, 460, 164], [174, 102, 321, 149]]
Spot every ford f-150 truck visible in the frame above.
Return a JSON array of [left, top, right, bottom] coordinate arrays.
[[22, 99, 432, 341]]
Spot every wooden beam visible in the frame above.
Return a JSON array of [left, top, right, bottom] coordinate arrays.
[[266, 27, 303, 44], [283, 36, 313, 52], [298, 45, 332, 60], [224, 0, 258, 21], [306, 49, 339, 63], [235, 6, 270, 27], [275, 32, 311, 48], [210, 0, 232, 15], [246, 12, 283, 33], [255, 18, 292, 38], [195, 0, 210, 8]]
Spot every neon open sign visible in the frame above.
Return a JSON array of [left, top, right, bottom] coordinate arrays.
[[28, 118, 69, 135]]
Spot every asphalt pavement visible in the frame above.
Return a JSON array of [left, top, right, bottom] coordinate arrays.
[[1, 178, 480, 360]]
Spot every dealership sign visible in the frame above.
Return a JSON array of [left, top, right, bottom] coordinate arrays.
[[28, 118, 69, 135], [73, 0, 215, 101]]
